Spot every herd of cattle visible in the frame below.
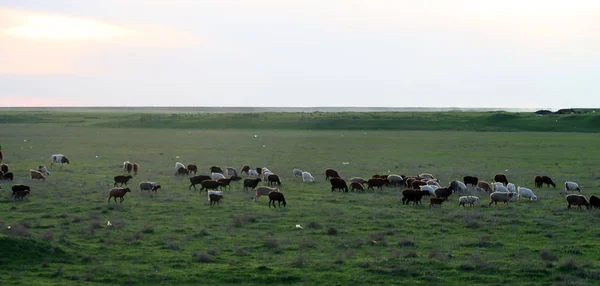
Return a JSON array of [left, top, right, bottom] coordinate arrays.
[[1, 153, 599, 210]]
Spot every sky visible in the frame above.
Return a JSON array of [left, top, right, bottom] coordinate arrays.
[[0, 1, 599, 108]]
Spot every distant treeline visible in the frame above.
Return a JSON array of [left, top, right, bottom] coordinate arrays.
[[1, 110, 600, 132]]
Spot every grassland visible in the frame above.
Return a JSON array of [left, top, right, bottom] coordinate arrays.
[[1, 110, 600, 285]]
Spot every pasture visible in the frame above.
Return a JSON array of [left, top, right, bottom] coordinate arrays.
[[1, 114, 600, 285]]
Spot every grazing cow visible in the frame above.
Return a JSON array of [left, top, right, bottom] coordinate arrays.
[[187, 164, 198, 175], [1, 164, 8, 174], [350, 182, 364, 192], [402, 189, 424, 205], [302, 172, 315, 182], [367, 178, 386, 190], [293, 169, 303, 177], [565, 181, 581, 193], [175, 166, 189, 176], [50, 154, 70, 168], [38, 166, 50, 176], [254, 186, 278, 201], [330, 178, 348, 192], [114, 175, 133, 187], [566, 194, 589, 210], [268, 192, 287, 208], [241, 165, 251, 175], [463, 176, 479, 187], [477, 181, 493, 193], [493, 174, 509, 186], [210, 166, 224, 174], [534, 175, 556, 188], [108, 187, 131, 203], [208, 190, 224, 205], [200, 180, 220, 192], [589, 195, 600, 209], [189, 175, 212, 190], [267, 174, 281, 186], [434, 187, 453, 201], [325, 169, 340, 180], [29, 169, 46, 181], [411, 180, 427, 190], [489, 192, 514, 207], [243, 178, 262, 191], [226, 167, 238, 178], [429, 198, 444, 208]]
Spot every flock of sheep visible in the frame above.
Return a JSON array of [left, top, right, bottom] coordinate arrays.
[[2, 152, 599, 210]]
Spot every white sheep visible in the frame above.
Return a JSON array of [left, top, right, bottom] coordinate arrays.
[[507, 183, 516, 193], [249, 169, 259, 177], [226, 167, 238, 178], [489, 191, 515, 206], [38, 166, 50, 176], [350, 177, 366, 185], [517, 187, 537, 200], [565, 181, 581, 193], [302, 171, 314, 182], [293, 169, 303, 177], [139, 181, 161, 192], [211, 172, 226, 180], [450, 180, 468, 193], [493, 182, 509, 193], [387, 175, 404, 186], [420, 185, 438, 196], [459, 196, 480, 207], [50, 154, 70, 168]]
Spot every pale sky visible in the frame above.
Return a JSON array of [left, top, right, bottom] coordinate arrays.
[[0, 1, 598, 108]]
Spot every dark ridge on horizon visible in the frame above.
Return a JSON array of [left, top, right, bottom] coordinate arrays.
[[0, 106, 546, 113]]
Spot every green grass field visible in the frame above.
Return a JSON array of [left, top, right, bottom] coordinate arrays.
[[1, 110, 600, 285]]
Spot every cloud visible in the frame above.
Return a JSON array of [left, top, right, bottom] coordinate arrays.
[[0, 8, 200, 75]]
